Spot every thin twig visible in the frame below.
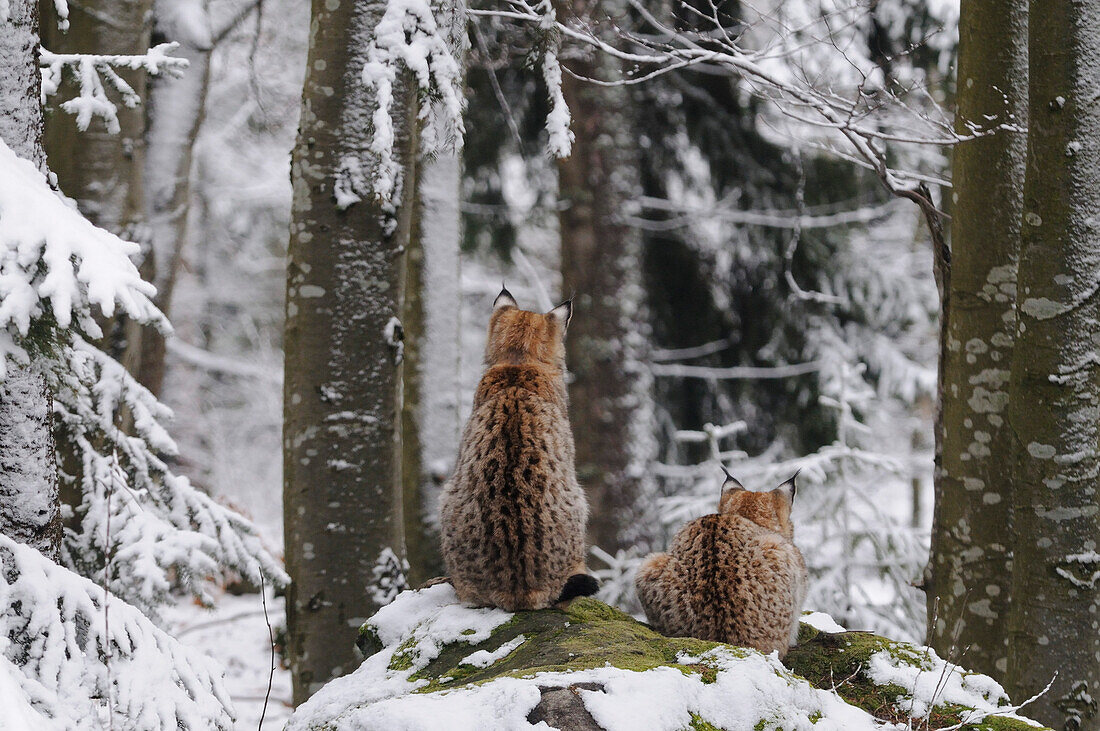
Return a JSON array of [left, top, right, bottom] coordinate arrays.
[[258, 573, 276, 731]]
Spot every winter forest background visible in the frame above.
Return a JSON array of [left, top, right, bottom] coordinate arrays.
[[1, 0, 1098, 728]]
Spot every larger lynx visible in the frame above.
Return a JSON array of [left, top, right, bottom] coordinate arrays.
[[635, 470, 808, 658], [440, 288, 592, 611]]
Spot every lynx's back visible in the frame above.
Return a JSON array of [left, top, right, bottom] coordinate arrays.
[[440, 289, 588, 611], [635, 472, 807, 657]]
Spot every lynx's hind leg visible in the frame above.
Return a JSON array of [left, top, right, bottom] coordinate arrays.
[[635, 552, 692, 637]]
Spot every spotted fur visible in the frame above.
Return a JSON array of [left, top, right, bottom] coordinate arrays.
[[440, 289, 587, 611], [635, 472, 808, 658]]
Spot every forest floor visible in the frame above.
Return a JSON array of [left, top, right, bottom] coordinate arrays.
[[165, 590, 293, 730]]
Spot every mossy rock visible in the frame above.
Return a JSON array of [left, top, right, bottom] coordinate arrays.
[[293, 591, 1050, 731], [401, 598, 726, 692], [785, 628, 1044, 730]]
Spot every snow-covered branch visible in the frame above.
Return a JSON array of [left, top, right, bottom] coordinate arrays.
[[361, 0, 464, 199], [0, 139, 166, 376], [39, 42, 188, 132], [54, 338, 288, 620], [0, 534, 233, 728]]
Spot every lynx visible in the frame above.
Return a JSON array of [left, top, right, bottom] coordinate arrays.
[[635, 469, 807, 657], [440, 287, 595, 611]]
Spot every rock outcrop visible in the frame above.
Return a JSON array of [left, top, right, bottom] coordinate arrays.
[[285, 584, 1049, 730]]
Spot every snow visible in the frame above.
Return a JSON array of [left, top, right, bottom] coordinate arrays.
[[39, 43, 189, 133], [459, 634, 526, 668], [801, 611, 846, 633], [0, 534, 233, 729], [865, 645, 1041, 726], [541, 50, 573, 158], [164, 590, 294, 730], [0, 137, 164, 373], [360, 0, 464, 200], [287, 584, 514, 730]]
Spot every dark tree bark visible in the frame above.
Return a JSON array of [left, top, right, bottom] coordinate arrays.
[[926, 0, 1027, 681], [283, 0, 418, 705], [1004, 2, 1100, 727], [0, 0, 62, 561], [555, 0, 653, 553]]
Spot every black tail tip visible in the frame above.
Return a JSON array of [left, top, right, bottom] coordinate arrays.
[[557, 573, 600, 603]]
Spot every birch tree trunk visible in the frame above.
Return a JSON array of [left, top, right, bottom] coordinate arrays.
[[0, 0, 61, 560], [555, 0, 653, 553], [926, 0, 1027, 681], [283, 0, 418, 704], [128, 0, 213, 397], [402, 151, 463, 585], [1004, 2, 1100, 726], [400, 0, 464, 587]]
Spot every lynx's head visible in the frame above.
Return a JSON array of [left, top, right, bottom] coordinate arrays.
[[484, 286, 572, 369], [717, 468, 798, 539]]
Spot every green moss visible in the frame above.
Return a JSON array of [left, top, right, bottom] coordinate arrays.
[[400, 597, 728, 693], [387, 636, 418, 672], [688, 713, 723, 730]]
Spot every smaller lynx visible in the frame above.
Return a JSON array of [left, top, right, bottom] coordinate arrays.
[[635, 469, 807, 658]]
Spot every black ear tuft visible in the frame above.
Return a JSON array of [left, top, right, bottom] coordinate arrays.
[[721, 467, 746, 492], [494, 285, 518, 311], [547, 299, 573, 330], [777, 468, 800, 501]]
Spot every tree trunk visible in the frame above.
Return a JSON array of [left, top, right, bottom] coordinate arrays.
[[400, 0, 464, 587], [0, 0, 62, 561], [926, 0, 1027, 681], [402, 151, 463, 586], [555, 0, 653, 553], [1004, 2, 1100, 727], [40, 0, 152, 237], [128, 0, 213, 397], [283, 0, 418, 705]]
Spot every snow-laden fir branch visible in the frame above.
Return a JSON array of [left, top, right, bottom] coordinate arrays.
[[1, 138, 286, 616], [361, 0, 464, 200], [0, 533, 233, 729], [0, 139, 165, 376], [39, 42, 189, 133], [53, 338, 289, 620]]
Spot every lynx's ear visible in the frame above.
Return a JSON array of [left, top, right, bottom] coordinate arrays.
[[721, 466, 745, 493], [493, 285, 518, 311], [719, 467, 745, 510], [775, 469, 799, 503], [547, 299, 573, 331]]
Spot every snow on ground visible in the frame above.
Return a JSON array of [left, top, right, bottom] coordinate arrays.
[[164, 589, 292, 730]]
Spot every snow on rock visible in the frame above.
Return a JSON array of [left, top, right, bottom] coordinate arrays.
[[866, 644, 1040, 725], [0, 138, 164, 376], [801, 610, 846, 634], [459, 634, 527, 669], [287, 587, 1050, 731]]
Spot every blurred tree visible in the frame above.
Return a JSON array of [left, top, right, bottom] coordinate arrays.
[[555, 0, 653, 553], [401, 0, 465, 586]]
